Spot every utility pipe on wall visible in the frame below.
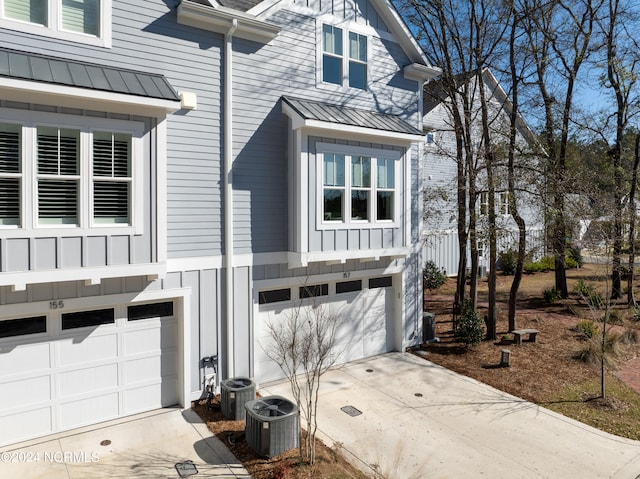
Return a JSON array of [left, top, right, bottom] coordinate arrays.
[[224, 19, 238, 379]]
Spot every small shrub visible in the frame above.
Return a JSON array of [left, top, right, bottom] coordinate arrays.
[[604, 330, 623, 356], [574, 278, 591, 297], [574, 331, 622, 367], [621, 329, 639, 345], [631, 306, 640, 322], [574, 337, 615, 368], [606, 310, 624, 325], [574, 319, 599, 338], [423, 260, 446, 292], [455, 301, 485, 346], [543, 287, 561, 304], [498, 249, 518, 275], [566, 244, 584, 267], [587, 289, 603, 309], [565, 257, 579, 269], [539, 256, 555, 271]]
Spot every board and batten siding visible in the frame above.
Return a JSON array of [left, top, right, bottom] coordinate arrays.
[[292, 0, 390, 31], [0, 267, 220, 395], [0, 105, 156, 272], [230, 5, 421, 255], [0, 0, 225, 261], [307, 137, 407, 252]]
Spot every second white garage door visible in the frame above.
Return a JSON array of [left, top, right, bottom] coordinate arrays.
[[0, 300, 178, 447], [255, 275, 395, 383]]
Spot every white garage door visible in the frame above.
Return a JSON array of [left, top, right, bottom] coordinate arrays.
[[0, 301, 178, 447], [255, 276, 395, 383]]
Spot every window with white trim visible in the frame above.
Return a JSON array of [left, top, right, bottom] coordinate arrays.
[[92, 131, 131, 224], [322, 24, 367, 90], [0, 0, 111, 47], [479, 192, 488, 215], [0, 122, 21, 225], [499, 191, 510, 215], [0, 110, 141, 231], [320, 145, 399, 226]]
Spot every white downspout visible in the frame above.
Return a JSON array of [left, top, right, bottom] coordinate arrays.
[[224, 19, 238, 378]]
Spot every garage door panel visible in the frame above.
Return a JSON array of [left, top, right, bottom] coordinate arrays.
[[124, 327, 160, 354], [0, 375, 51, 409], [0, 407, 53, 445], [124, 352, 177, 384], [256, 278, 394, 384], [0, 342, 51, 374], [57, 334, 118, 366], [58, 363, 119, 397], [160, 320, 177, 347], [123, 380, 178, 414], [58, 393, 119, 430], [0, 300, 179, 447]]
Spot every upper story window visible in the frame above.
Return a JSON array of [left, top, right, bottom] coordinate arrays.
[[320, 144, 399, 227], [499, 191, 510, 215], [478, 191, 510, 216], [348, 31, 367, 89], [322, 24, 367, 90], [479, 192, 488, 215], [0, 0, 111, 47], [0, 110, 142, 233]]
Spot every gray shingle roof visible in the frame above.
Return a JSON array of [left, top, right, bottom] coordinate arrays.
[[0, 47, 180, 101], [282, 96, 422, 136]]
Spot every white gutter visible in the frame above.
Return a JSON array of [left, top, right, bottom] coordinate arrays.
[[224, 19, 238, 378]]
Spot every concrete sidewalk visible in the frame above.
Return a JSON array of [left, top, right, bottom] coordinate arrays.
[[261, 352, 640, 479], [0, 408, 250, 479]]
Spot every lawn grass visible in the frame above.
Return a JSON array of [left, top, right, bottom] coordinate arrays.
[[542, 374, 640, 441]]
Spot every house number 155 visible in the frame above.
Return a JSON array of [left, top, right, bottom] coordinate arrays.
[[49, 300, 64, 310]]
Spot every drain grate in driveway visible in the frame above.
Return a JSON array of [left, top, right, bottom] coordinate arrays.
[[175, 461, 198, 477], [341, 405, 362, 417]]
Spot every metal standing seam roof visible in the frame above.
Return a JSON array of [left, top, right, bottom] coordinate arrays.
[[282, 96, 423, 136], [0, 47, 180, 101]]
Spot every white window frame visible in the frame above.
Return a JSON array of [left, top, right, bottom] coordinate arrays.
[[0, 108, 143, 236], [316, 142, 401, 230], [318, 21, 368, 91], [0, 0, 112, 48], [479, 191, 488, 215], [499, 191, 510, 215]]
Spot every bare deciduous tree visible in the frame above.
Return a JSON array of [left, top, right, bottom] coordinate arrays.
[[264, 285, 340, 464]]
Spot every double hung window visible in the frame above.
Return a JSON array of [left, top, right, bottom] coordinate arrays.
[[320, 145, 399, 226], [92, 132, 131, 224], [322, 24, 367, 90], [0, 0, 110, 46], [37, 126, 80, 225], [0, 111, 141, 231]]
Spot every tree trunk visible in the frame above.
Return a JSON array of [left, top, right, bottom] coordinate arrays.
[[507, 12, 527, 332], [627, 134, 640, 306]]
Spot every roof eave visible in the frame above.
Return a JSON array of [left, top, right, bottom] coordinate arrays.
[[282, 102, 423, 143], [0, 77, 181, 115], [404, 63, 441, 82], [178, 0, 280, 43]]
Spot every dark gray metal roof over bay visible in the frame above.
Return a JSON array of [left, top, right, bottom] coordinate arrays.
[[282, 96, 422, 136], [0, 47, 179, 101]]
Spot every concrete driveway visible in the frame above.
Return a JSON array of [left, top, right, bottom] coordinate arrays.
[[0, 408, 250, 479], [261, 352, 640, 479]]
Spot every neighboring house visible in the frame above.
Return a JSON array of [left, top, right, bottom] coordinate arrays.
[[421, 69, 545, 277], [0, 0, 438, 446]]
